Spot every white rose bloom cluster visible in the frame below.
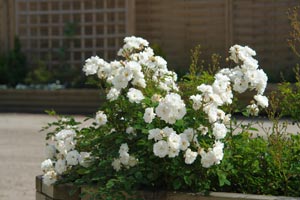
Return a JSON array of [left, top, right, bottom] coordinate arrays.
[[95, 110, 108, 126], [227, 45, 268, 115], [83, 56, 107, 76], [155, 93, 186, 124], [200, 141, 224, 168], [78, 37, 269, 170], [148, 127, 199, 164], [41, 128, 91, 186], [83, 36, 179, 104], [189, 45, 268, 168], [143, 107, 156, 123], [112, 143, 138, 171]]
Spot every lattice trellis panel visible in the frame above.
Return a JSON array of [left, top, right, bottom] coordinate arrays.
[[15, 0, 133, 68]]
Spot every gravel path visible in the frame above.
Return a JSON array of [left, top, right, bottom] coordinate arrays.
[[0, 114, 298, 200], [0, 113, 84, 200]]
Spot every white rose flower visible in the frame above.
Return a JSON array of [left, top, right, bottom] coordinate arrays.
[[155, 93, 186, 124], [184, 148, 198, 164], [127, 88, 144, 103], [143, 107, 156, 123], [233, 78, 248, 93], [55, 159, 67, 174], [181, 128, 195, 142], [190, 94, 202, 110], [79, 152, 92, 168], [132, 77, 146, 88], [95, 111, 107, 126], [41, 159, 53, 172], [128, 156, 138, 167], [55, 140, 67, 155], [126, 127, 135, 134], [255, 69, 268, 94], [247, 103, 259, 116], [148, 128, 163, 141], [213, 141, 224, 162], [197, 125, 208, 136], [212, 122, 227, 140], [223, 114, 231, 125], [124, 36, 149, 49], [179, 134, 190, 151], [200, 149, 215, 168], [153, 140, 169, 158], [64, 137, 76, 151], [107, 88, 120, 101], [151, 94, 162, 102], [120, 67, 133, 81], [254, 94, 268, 108], [82, 56, 102, 76], [112, 74, 129, 89], [112, 158, 121, 171], [119, 143, 129, 154], [43, 170, 57, 186], [119, 152, 130, 165], [167, 132, 181, 150], [97, 62, 111, 79], [168, 148, 180, 158], [55, 129, 76, 141], [66, 150, 80, 166]]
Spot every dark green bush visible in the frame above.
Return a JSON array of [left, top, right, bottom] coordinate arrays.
[[0, 37, 27, 86]]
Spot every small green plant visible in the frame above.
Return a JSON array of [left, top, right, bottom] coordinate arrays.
[[276, 66, 300, 123], [25, 60, 53, 85], [288, 6, 300, 59]]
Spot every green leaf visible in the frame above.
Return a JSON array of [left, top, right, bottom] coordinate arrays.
[[173, 178, 182, 190], [217, 171, 230, 187], [184, 175, 192, 186]]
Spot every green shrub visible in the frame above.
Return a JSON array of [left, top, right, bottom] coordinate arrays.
[[0, 37, 27, 86]]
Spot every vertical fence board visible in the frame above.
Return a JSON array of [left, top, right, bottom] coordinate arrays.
[[0, 0, 15, 53]]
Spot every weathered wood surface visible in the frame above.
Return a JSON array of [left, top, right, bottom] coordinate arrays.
[[36, 175, 300, 200], [0, 89, 104, 114]]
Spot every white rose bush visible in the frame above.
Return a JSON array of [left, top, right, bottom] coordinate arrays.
[[40, 36, 270, 198]]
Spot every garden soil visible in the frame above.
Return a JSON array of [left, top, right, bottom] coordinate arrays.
[[0, 113, 298, 200]]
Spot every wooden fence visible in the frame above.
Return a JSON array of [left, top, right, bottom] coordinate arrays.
[[135, 0, 300, 81], [1, 0, 134, 68], [0, 0, 299, 79]]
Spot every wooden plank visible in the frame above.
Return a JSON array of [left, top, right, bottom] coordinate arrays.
[[126, 0, 135, 35]]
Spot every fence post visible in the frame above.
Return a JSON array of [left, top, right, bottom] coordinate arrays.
[[126, 0, 135, 35], [225, 0, 233, 54], [0, 0, 15, 54], [8, 0, 15, 50]]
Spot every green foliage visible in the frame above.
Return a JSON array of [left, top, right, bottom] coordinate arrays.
[[0, 37, 27, 86], [44, 108, 300, 199], [217, 131, 300, 197], [179, 45, 219, 99], [150, 43, 167, 60], [25, 60, 53, 84], [276, 66, 300, 122]]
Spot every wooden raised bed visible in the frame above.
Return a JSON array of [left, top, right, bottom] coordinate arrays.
[[0, 84, 278, 115], [35, 175, 300, 200], [0, 89, 104, 115]]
